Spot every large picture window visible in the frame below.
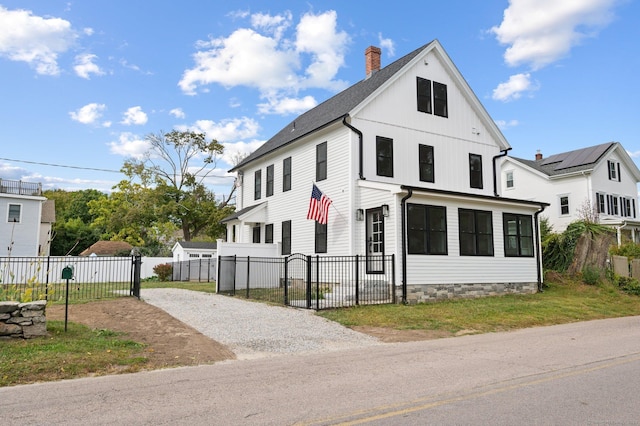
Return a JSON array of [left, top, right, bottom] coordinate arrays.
[[458, 209, 494, 256], [316, 142, 327, 181], [419, 144, 434, 183], [503, 214, 534, 257], [376, 136, 394, 177], [407, 204, 447, 255]]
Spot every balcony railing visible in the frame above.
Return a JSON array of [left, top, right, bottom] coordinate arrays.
[[0, 179, 43, 196]]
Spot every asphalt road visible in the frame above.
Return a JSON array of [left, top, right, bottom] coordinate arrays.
[[3, 316, 640, 425]]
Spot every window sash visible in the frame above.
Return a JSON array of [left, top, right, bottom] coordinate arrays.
[[433, 82, 448, 117], [419, 144, 434, 183], [252, 226, 261, 243], [469, 154, 483, 189], [315, 222, 327, 253], [283, 157, 291, 192], [503, 213, 534, 257], [8, 204, 20, 223], [407, 204, 447, 255], [416, 77, 432, 114], [376, 136, 394, 177], [560, 196, 569, 215], [266, 165, 274, 197], [282, 221, 291, 255], [316, 143, 327, 181], [459, 209, 494, 256], [254, 170, 262, 200], [265, 224, 273, 244], [506, 171, 514, 188]]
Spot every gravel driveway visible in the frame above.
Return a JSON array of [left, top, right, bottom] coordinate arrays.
[[141, 288, 381, 359]]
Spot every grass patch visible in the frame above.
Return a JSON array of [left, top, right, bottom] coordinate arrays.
[[317, 279, 640, 335], [0, 321, 147, 387], [142, 281, 217, 293]]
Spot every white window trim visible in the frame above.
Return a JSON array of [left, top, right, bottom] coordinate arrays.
[[505, 170, 514, 190], [558, 194, 570, 216], [7, 203, 22, 223]]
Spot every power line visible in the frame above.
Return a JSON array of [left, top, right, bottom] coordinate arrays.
[[0, 157, 122, 173]]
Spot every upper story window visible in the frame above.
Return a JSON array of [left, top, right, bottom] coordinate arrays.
[[433, 82, 448, 117], [419, 144, 434, 183], [560, 196, 569, 215], [596, 192, 605, 213], [266, 164, 274, 197], [254, 170, 262, 200], [282, 220, 291, 255], [407, 204, 447, 255], [376, 136, 394, 177], [416, 77, 448, 118], [459, 209, 494, 256], [283, 157, 292, 192], [265, 224, 274, 243], [316, 142, 327, 181], [469, 154, 483, 189], [505, 171, 514, 188], [7, 204, 21, 223], [608, 160, 620, 181], [503, 213, 534, 257]]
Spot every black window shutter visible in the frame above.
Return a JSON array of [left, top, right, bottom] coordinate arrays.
[[634, 199, 637, 218], [617, 163, 621, 182], [607, 195, 611, 214], [608, 161, 612, 179]]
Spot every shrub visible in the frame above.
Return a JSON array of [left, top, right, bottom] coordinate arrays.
[[153, 263, 173, 281], [616, 276, 640, 296], [581, 265, 602, 285], [610, 242, 640, 260]]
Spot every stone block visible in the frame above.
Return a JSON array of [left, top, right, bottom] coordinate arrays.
[[22, 323, 47, 338], [0, 322, 22, 336], [0, 301, 19, 313]]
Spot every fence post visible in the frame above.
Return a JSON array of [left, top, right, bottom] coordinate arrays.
[[306, 255, 312, 309], [232, 255, 237, 295], [355, 254, 360, 306], [391, 254, 396, 303], [246, 256, 251, 299], [316, 255, 320, 310], [284, 256, 289, 306], [132, 255, 142, 299], [216, 256, 221, 293]]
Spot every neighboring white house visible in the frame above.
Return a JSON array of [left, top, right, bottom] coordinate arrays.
[[39, 199, 56, 256], [0, 179, 50, 257], [172, 241, 218, 262], [222, 40, 548, 303], [501, 142, 640, 244]]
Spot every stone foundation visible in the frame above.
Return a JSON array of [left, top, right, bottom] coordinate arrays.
[[399, 282, 537, 304], [0, 300, 47, 339]]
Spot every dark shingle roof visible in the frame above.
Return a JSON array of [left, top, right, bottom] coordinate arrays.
[[230, 41, 434, 172], [79, 241, 133, 256], [220, 203, 262, 223], [512, 142, 615, 177], [176, 241, 217, 250]]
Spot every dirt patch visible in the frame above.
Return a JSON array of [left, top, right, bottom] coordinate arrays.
[[46, 298, 236, 369], [46, 298, 443, 370]]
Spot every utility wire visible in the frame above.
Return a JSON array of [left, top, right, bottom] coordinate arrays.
[[0, 157, 121, 173]]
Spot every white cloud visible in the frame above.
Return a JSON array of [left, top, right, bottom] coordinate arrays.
[[69, 103, 106, 124], [178, 10, 350, 112], [0, 163, 28, 180], [74, 53, 104, 79], [181, 117, 260, 142], [492, 73, 538, 101], [378, 33, 395, 57], [491, 0, 618, 70], [121, 106, 148, 125], [0, 6, 77, 75], [627, 150, 640, 159], [257, 95, 317, 115], [169, 108, 186, 119], [222, 140, 265, 167], [495, 119, 520, 130], [108, 132, 150, 160]]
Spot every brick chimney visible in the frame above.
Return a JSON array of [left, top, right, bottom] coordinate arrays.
[[365, 46, 381, 78], [535, 150, 543, 161]]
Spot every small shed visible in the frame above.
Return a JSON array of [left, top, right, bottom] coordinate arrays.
[[80, 241, 133, 257], [172, 241, 218, 262]]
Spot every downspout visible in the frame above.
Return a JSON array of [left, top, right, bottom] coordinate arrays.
[[617, 221, 628, 246], [534, 203, 547, 292], [492, 148, 512, 197], [400, 187, 413, 304], [342, 115, 365, 180]]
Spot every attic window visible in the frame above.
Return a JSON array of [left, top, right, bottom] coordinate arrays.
[[608, 160, 620, 181], [416, 77, 448, 118]]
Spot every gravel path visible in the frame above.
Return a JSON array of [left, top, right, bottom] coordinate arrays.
[[141, 288, 381, 360]]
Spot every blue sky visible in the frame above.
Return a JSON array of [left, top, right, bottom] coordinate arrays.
[[0, 0, 638, 198]]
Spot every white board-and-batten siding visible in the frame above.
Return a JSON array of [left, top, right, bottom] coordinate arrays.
[[234, 124, 356, 255]]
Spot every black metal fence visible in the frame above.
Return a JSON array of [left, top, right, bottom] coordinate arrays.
[[172, 258, 216, 282], [217, 253, 396, 310], [0, 255, 141, 302]]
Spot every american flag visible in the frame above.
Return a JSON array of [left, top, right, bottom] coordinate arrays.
[[307, 184, 332, 224]]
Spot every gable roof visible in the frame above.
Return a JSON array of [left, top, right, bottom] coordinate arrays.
[[509, 142, 640, 180], [79, 240, 133, 256], [230, 39, 508, 173]]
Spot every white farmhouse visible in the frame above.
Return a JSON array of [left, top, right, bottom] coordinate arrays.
[[223, 40, 548, 303], [0, 179, 52, 257], [501, 142, 640, 244]]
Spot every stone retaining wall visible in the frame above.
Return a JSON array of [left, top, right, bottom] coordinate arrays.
[[0, 300, 47, 339], [401, 282, 537, 304]]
